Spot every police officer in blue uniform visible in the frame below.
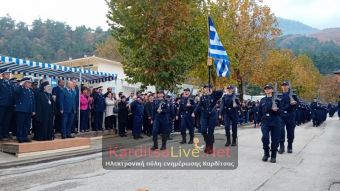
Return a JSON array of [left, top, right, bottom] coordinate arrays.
[[59, 81, 76, 139], [278, 81, 299, 154], [151, 90, 170, 150], [310, 98, 321, 127], [258, 84, 281, 163], [193, 84, 223, 154], [220, 85, 240, 147], [0, 68, 15, 140], [15, 77, 36, 143], [93, 87, 106, 131], [177, 88, 196, 144], [131, 96, 144, 139]]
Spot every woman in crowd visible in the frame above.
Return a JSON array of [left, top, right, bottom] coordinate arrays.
[[34, 81, 54, 141], [105, 92, 116, 131], [80, 87, 89, 132]]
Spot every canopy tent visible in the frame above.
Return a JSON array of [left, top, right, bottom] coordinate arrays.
[[0, 55, 118, 83]]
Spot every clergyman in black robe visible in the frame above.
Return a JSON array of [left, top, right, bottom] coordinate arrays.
[[34, 81, 54, 141]]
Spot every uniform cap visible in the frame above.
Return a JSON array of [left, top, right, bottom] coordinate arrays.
[[264, 84, 273, 89], [281, 81, 289, 86], [0, 68, 11, 74]]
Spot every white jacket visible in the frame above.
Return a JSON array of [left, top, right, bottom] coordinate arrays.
[[105, 98, 116, 117]]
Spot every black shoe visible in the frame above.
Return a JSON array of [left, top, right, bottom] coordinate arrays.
[[180, 134, 186, 144], [138, 136, 144, 139], [231, 142, 237, 146], [123, 134, 127, 137], [278, 147, 285, 154], [270, 158, 276, 163], [188, 138, 194, 144], [287, 148, 293, 153], [67, 135, 75, 138], [225, 141, 231, 147], [168, 137, 173, 140], [18, 140, 24, 143], [151, 146, 158, 151], [133, 137, 138, 140], [23, 139, 32, 142], [262, 155, 269, 162], [119, 134, 124, 137], [61, 136, 66, 139], [160, 146, 166, 150]]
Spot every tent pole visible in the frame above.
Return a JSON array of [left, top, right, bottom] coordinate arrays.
[[78, 71, 81, 133]]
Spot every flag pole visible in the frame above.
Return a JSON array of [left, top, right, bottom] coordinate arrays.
[[207, 16, 212, 90]]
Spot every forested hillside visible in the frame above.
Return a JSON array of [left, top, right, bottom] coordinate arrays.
[[0, 16, 108, 63]]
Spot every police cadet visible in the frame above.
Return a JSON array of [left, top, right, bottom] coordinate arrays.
[[278, 81, 299, 154], [193, 84, 223, 154], [258, 84, 281, 163], [130, 96, 144, 139], [177, 88, 196, 144], [220, 85, 240, 147], [310, 98, 321, 127], [15, 77, 36, 143], [0, 68, 15, 141], [151, 90, 170, 150]]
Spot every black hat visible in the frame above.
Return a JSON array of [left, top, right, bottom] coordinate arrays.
[[183, 88, 190, 92], [203, 84, 212, 88], [0, 68, 11, 75], [227, 85, 234, 89], [33, 81, 38, 86], [39, 81, 50, 90], [264, 84, 273, 89], [157, 90, 165, 94], [281, 81, 289, 86], [96, 86, 103, 89]]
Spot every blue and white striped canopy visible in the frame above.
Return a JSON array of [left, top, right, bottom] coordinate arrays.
[[0, 55, 117, 83]]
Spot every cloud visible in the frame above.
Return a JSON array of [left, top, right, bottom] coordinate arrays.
[[263, 0, 340, 29]]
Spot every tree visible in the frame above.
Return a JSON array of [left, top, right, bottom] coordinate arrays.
[[106, 0, 206, 91], [189, 0, 280, 99], [252, 50, 321, 101], [319, 75, 340, 103], [95, 36, 123, 62]]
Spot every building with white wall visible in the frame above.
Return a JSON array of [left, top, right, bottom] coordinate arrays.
[[56, 56, 141, 94]]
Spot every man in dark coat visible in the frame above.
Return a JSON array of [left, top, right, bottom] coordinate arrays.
[[34, 81, 54, 141], [118, 96, 129, 137], [59, 81, 76, 139], [52, 80, 64, 133]]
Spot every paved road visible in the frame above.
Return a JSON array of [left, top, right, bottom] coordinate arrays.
[[0, 117, 340, 191]]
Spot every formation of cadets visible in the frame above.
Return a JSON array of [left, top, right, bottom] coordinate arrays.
[[1, 68, 339, 163]]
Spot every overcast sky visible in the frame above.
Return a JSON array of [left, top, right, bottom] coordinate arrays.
[[0, 0, 339, 30]]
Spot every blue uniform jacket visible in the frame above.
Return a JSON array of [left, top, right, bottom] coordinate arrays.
[[93, 92, 106, 112], [131, 100, 144, 117], [152, 99, 170, 121], [194, 91, 223, 116], [220, 93, 240, 116], [14, 86, 36, 113], [59, 88, 76, 113], [279, 92, 299, 117], [178, 97, 196, 115], [258, 96, 281, 126], [0, 79, 15, 106]]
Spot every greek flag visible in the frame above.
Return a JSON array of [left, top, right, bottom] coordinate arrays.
[[208, 17, 230, 77]]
